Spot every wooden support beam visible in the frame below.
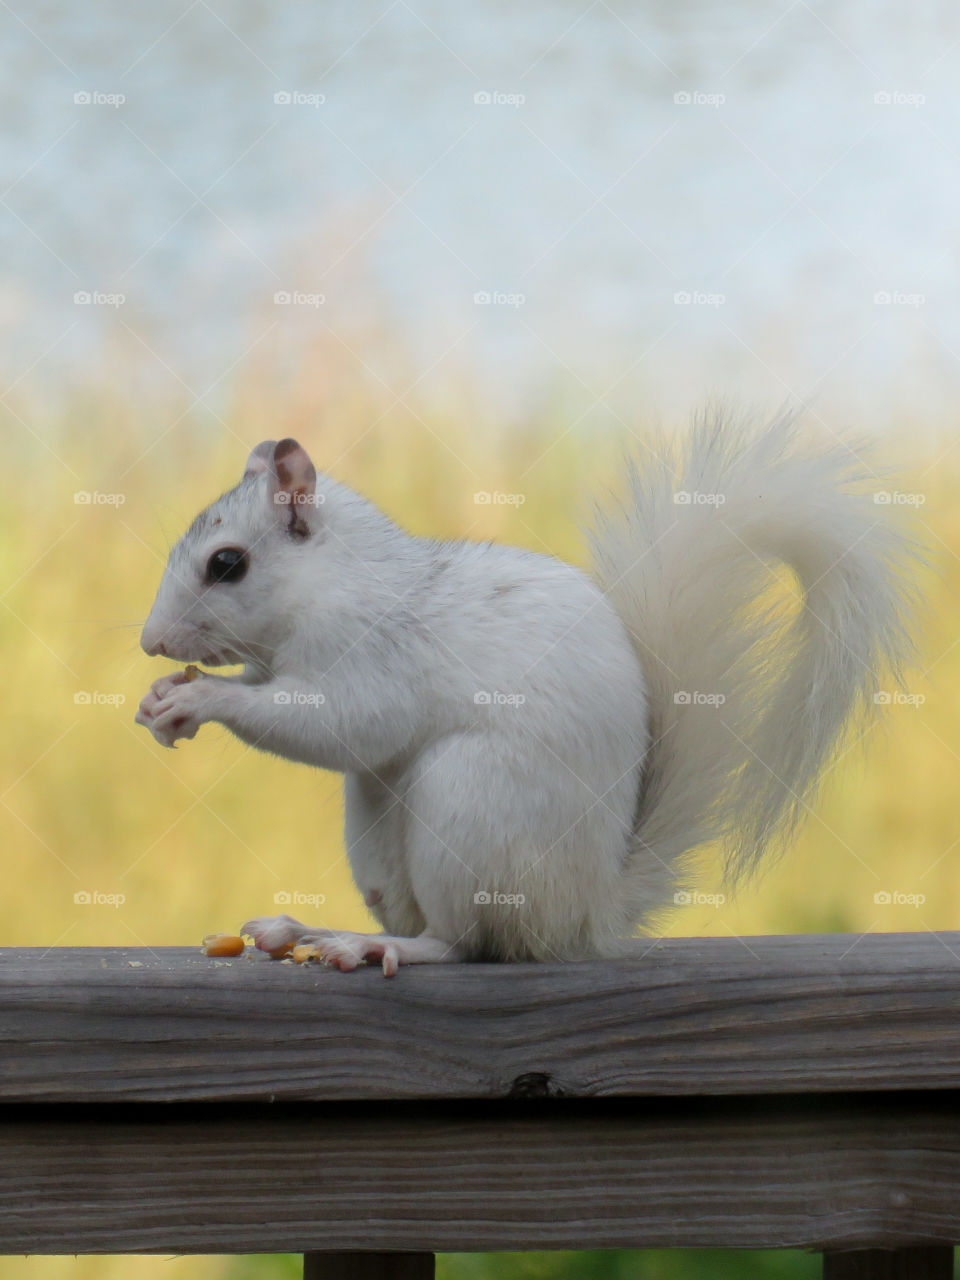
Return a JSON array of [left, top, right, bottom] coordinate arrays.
[[1, 1095, 959, 1254], [823, 1246, 954, 1278], [304, 1253, 435, 1280]]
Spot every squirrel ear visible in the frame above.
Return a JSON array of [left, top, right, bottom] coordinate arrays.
[[244, 440, 278, 477], [269, 438, 318, 534]]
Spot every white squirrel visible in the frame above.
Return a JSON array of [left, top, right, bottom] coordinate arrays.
[[136, 416, 916, 975]]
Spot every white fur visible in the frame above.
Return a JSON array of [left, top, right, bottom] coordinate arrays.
[[137, 418, 918, 965]]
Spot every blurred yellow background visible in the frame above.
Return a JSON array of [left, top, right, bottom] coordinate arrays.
[[1, 380, 953, 956]]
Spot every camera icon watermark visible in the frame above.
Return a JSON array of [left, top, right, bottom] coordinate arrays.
[[273, 290, 325, 307], [473, 290, 525, 307], [74, 291, 125, 308], [673, 290, 725, 307], [673, 490, 726, 506], [873, 690, 925, 707], [874, 90, 925, 107], [74, 690, 126, 706], [473, 90, 525, 107], [873, 490, 925, 506], [74, 889, 126, 908], [74, 490, 126, 505], [874, 889, 925, 907], [473, 889, 526, 906], [673, 690, 726, 707], [273, 90, 325, 107], [473, 490, 526, 505], [273, 688, 325, 706], [873, 290, 924, 307], [474, 690, 526, 708], [273, 490, 325, 506], [74, 90, 125, 107], [273, 889, 326, 907], [673, 90, 725, 107]]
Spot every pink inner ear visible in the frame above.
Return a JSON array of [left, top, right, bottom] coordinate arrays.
[[273, 438, 317, 503], [244, 440, 277, 477]]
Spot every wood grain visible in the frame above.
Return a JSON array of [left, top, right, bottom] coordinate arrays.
[[2, 1095, 960, 1254], [2, 935, 960, 1101]]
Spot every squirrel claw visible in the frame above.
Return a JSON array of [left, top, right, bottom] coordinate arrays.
[[309, 932, 401, 977]]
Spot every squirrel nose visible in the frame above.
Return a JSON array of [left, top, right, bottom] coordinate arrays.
[[141, 620, 168, 657]]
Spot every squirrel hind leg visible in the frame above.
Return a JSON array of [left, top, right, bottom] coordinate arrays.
[[308, 930, 464, 977]]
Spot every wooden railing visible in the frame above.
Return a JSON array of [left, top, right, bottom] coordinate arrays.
[[2, 933, 960, 1279]]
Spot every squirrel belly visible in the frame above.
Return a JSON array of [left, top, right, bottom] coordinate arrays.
[[338, 543, 650, 961]]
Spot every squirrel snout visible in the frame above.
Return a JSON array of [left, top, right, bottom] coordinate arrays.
[[140, 620, 168, 658]]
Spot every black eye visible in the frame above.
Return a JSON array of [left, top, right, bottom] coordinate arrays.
[[205, 547, 248, 585]]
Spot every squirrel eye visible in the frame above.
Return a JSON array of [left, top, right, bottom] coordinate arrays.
[[205, 547, 248, 585]]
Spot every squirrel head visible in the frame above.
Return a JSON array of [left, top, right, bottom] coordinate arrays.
[[140, 438, 322, 668]]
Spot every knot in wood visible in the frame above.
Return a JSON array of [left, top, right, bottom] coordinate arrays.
[[508, 1071, 561, 1098]]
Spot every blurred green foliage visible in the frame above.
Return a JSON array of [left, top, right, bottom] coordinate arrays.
[[225, 1250, 824, 1279]]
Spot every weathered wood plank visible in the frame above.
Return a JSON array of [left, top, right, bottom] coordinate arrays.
[[822, 1247, 955, 1278], [303, 1254, 435, 1280], [1, 1095, 959, 1254], [1, 935, 960, 1101]]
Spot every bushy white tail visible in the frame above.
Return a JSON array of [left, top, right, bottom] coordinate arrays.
[[588, 412, 919, 918]]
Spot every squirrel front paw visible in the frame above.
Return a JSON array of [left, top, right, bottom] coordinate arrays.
[[135, 673, 215, 749], [135, 671, 190, 729], [242, 913, 327, 956]]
